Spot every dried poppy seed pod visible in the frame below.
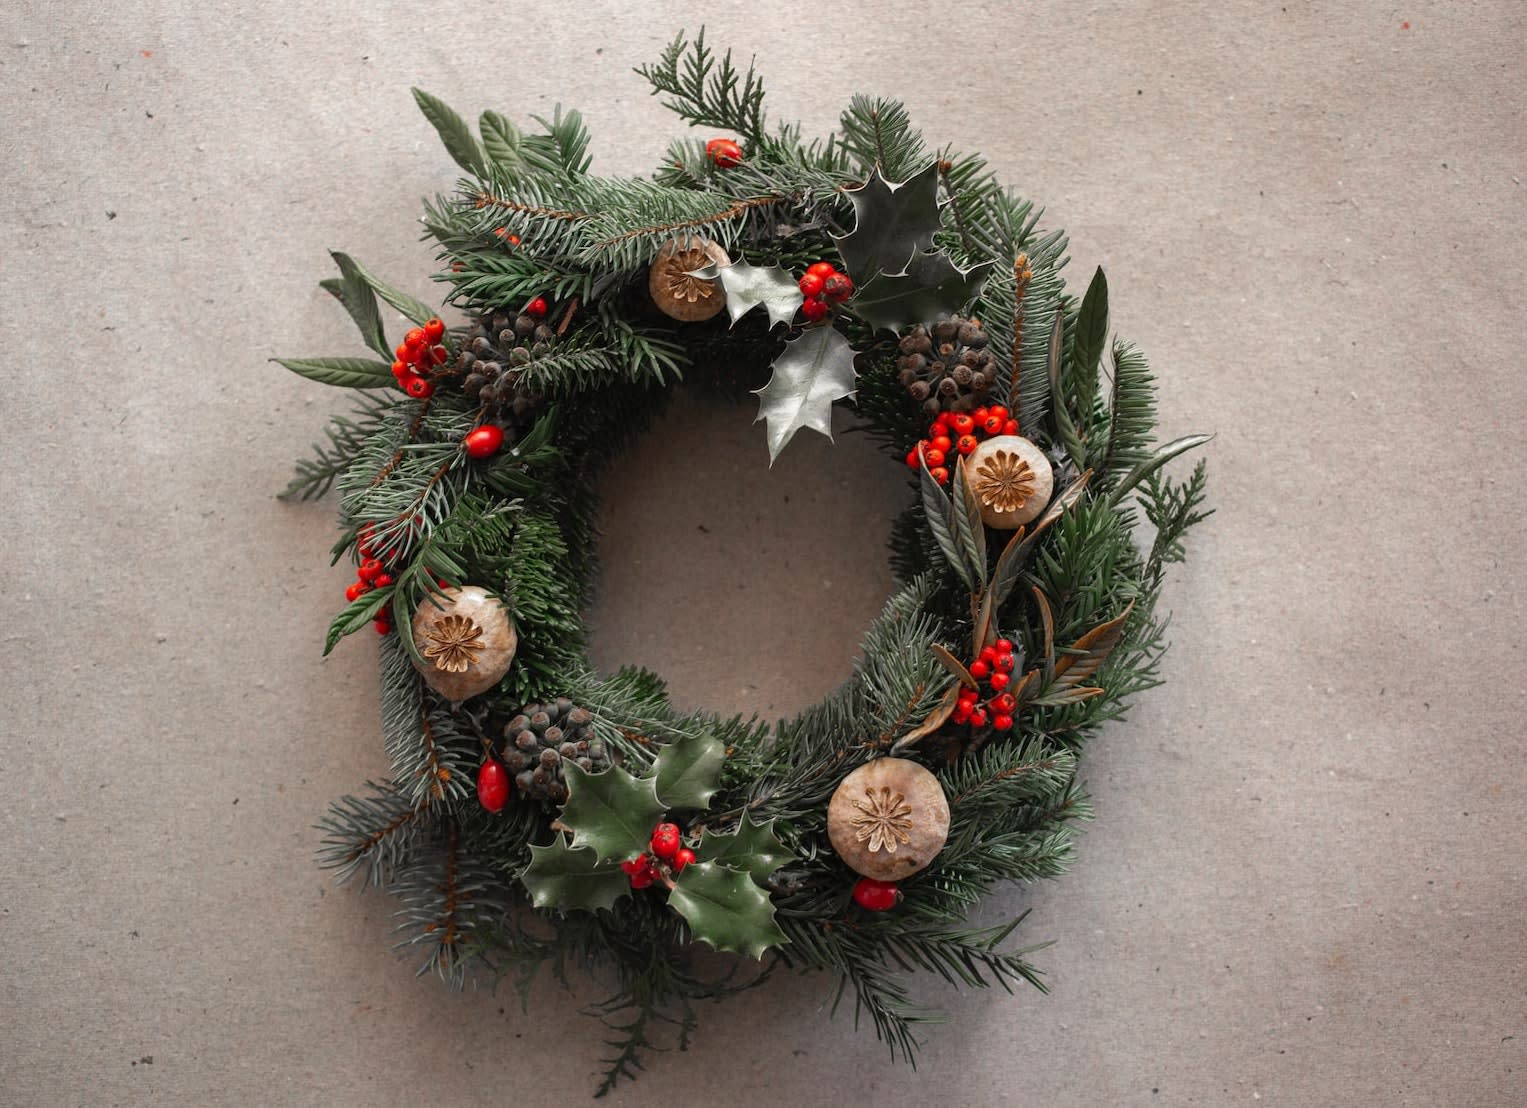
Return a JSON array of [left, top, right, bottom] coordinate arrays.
[[409, 586, 517, 702], [962, 434, 1054, 530], [827, 757, 950, 881], [648, 236, 731, 322]]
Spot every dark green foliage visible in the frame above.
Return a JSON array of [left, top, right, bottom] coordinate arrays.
[[282, 31, 1210, 1097]]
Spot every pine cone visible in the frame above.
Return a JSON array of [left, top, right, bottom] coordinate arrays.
[[896, 316, 998, 416], [500, 697, 608, 805], [456, 309, 550, 427]]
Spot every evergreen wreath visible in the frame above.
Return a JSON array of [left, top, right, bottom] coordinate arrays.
[[280, 31, 1211, 1097]]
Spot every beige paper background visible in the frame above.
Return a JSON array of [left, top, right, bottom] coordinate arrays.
[[2, 2, 1523, 1104]]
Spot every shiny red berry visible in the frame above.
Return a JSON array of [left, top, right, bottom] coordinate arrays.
[[424, 318, 446, 342], [391, 360, 408, 378], [993, 714, 1015, 731], [974, 407, 991, 422], [476, 760, 509, 812], [969, 660, 990, 680], [798, 273, 825, 298], [394, 343, 411, 362], [622, 854, 657, 888], [403, 376, 434, 399], [822, 273, 853, 302], [374, 573, 395, 588], [403, 327, 426, 350], [905, 449, 921, 470], [952, 414, 976, 436], [982, 415, 1005, 436], [923, 448, 946, 468], [372, 617, 392, 635], [357, 559, 384, 583], [705, 137, 744, 167], [673, 847, 697, 872], [806, 261, 836, 279], [989, 671, 1011, 691], [344, 582, 366, 602], [852, 877, 900, 911], [994, 693, 1017, 713], [649, 822, 682, 861], [956, 434, 979, 456], [930, 466, 950, 485], [931, 435, 953, 454], [1003, 419, 1020, 436], [463, 425, 505, 459], [800, 297, 830, 323], [995, 652, 1015, 672], [969, 708, 989, 728], [995, 638, 1015, 652], [429, 344, 449, 366], [526, 296, 548, 318], [980, 645, 998, 662], [989, 405, 1010, 422]]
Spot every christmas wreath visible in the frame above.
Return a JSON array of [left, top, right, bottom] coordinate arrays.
[[280, 32, 1210, 1096]]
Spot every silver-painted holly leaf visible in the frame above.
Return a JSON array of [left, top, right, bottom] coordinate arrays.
[[851, 249, 994, 334], [711, 261, 804, 329], [752, 325, 857, 464], [831, 161, 941, 283]]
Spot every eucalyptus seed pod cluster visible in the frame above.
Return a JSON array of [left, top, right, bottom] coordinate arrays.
[[896, 315, 998, 415], [456, 308, 553, 421], [500, 698, 610, 805]]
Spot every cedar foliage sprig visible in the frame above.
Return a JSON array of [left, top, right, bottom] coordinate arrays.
[[280, 30, 1210, 1096]]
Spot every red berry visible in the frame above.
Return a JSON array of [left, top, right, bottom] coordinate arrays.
[[989, 671, 1011, 691], [429, 344, 449, 366], [968, 660, 990, 680], [357, 559, 384, 583], [476, 760, 509, 812], [526, 296, 548, 319], [822, 273, 853, 302], [994, 693, 1017, 713], [995, 652, 1015, 672], [989, 405, 1010, 421], [403, 327, 426, 350], [924, 448, 946, 468], [1003, 419, 1020, 436], [995, 638, 1014, 653], [798, 273, 825, 298], [620, 855, 645, 875], [980, 645, 998, 662], [852, 877, 900, 912], [403, 376, 434, 399], [958, 686, 980, 705], [993, 714, 1015, 732], [974, 407, 991, 422], [673, 847, 697, 872], [344, 582, 365, 602], [373, 617, 392, 635], [930, 466, 950, 485], [931, 435, 953, 454], [622, 854, 656, 888], [982, 415, 1005, 436], [952, 414, 976, 436], [649, 822, 682, 861], [956, 434, 979, 456], [705, 137, 744, 167], [800, 297, 830, 323], [463, 424, 505, 459], [374, 573, 395, 588], [391, 359, 408, 378], [424, 318, 446, 342], [394, 343, 411, 361], [969, 708, 989, 728], [951, 707, 972, 725], [905, 449, 921, 470], [806, 261, 836, 279]]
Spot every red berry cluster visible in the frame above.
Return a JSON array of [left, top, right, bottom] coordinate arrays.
[[345, 528, 398, 635], [953, 638, 1020, 732], [477, 758, 510, 812], [903, 404, 1020, 485], [391, 317, 449, 398], [798, 261, 853, 322], [621, 821, 697, 889], [851, 877, 901, 912], [705, 137, 743, 168]]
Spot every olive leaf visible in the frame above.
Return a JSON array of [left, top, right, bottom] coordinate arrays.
[[412, 87, 487, 177], [1054, 602, 1136, 688], [918, 458, 972, 590], [323, 251, 389, 358], [752, 325, 857, 463], [520, 835, 630, 913], [1047, 310, 1086, 468], [1106, 434, 1215, 506], [274, 356, 395, 390], [666, 862, 788, 959]]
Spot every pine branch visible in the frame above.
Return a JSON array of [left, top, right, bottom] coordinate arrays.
[[636, 30, 770, 148], [280, 393, 395, 501]]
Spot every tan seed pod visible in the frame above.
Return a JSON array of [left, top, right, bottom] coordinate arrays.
[[827, 757, 950, 881], [409, 585, 517, 702], [962, 434, 1054, 530], [648, 236, 731, 322]]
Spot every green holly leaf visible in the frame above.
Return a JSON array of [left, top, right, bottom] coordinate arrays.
[[832, 161, 941, 283], [710, 260, 803, 329], [752, 325, 857, 464], [850, 249, 993, 334], [667, 862, 788, 959], [520, 834, 630, 913], [559, 761, 667, 864], [694, 814, 791, 884], [652, 734, 726, 810], [273, 356, 396, 390]]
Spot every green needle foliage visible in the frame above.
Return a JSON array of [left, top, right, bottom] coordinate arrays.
[[280, 30, 1211, 1097]]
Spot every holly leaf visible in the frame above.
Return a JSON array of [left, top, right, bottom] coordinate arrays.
[[694, 814, 791, 883], [708, 260, 803, 329], [652, 734, 726, 811], [831, 161, 941, 283], [850, 249, 993, 334], [558, 761, 666, 864], [752, 325, 857, 464], [666, 862, 788, 959], [274, 356, 396, 389], [520, 834, 629, 913]]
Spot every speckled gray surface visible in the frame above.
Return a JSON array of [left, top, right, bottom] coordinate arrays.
[[3, 2, 1524, 1104]]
